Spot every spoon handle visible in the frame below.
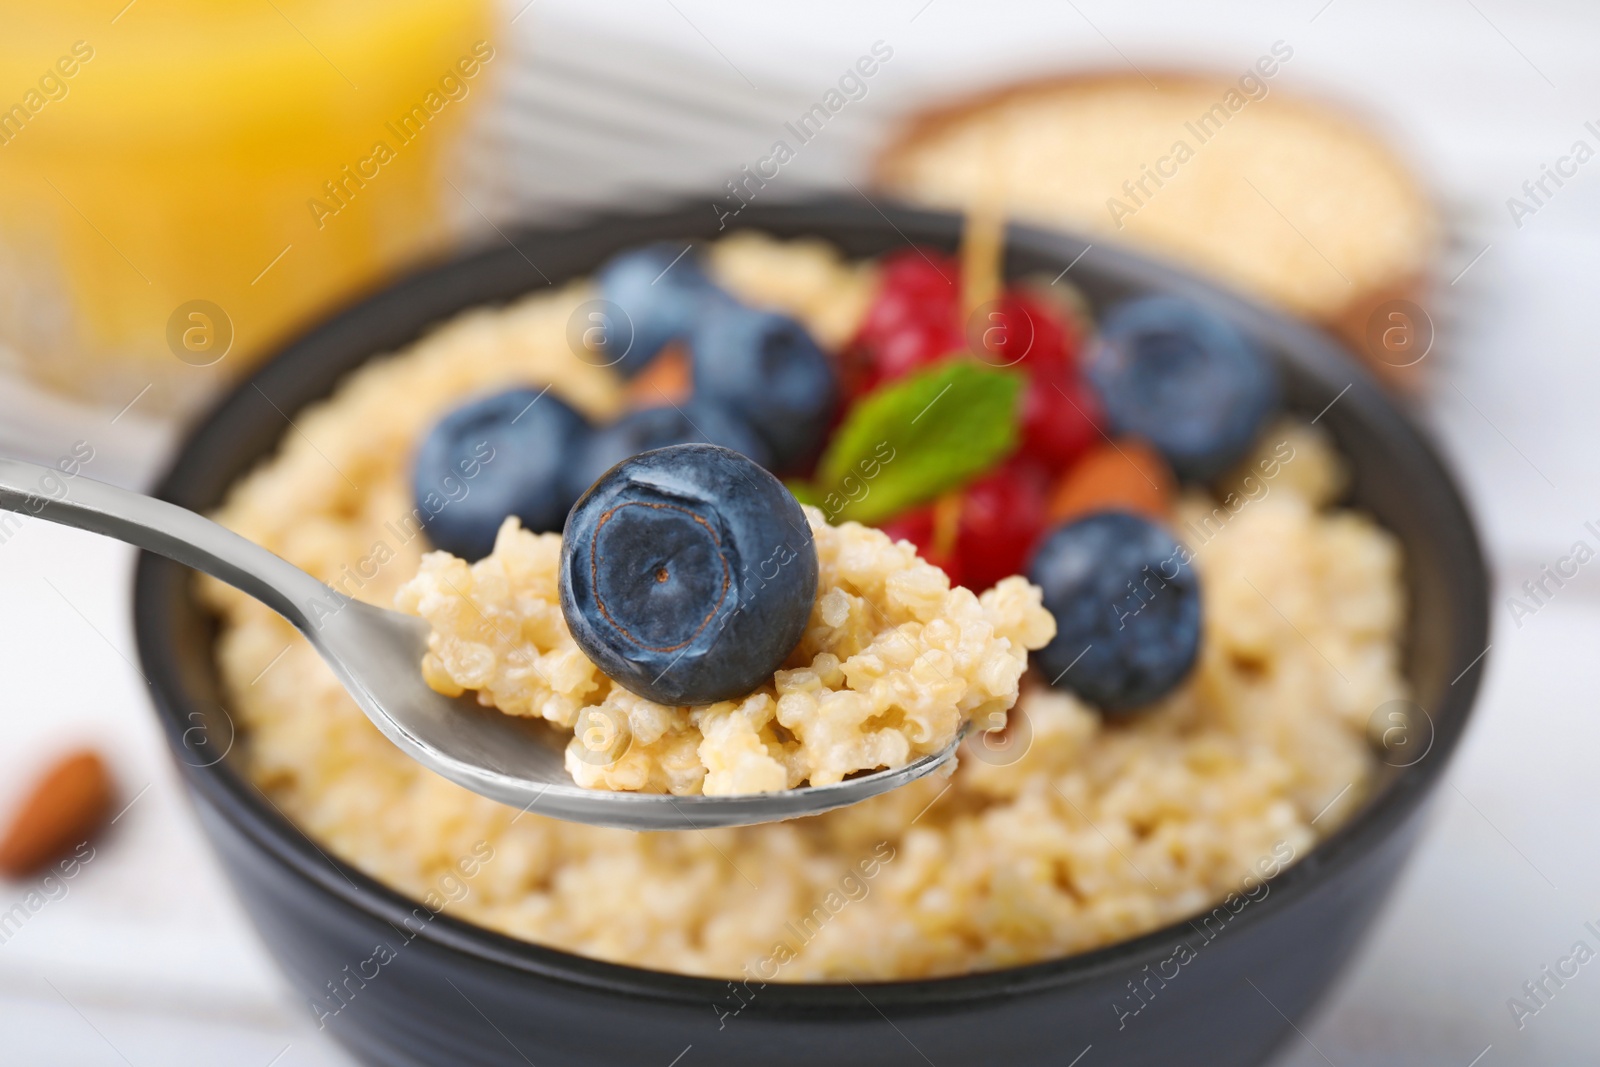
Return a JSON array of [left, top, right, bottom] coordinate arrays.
[[0, 457, 337, 624]]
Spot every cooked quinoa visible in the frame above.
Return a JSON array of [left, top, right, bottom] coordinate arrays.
[[203, 234, 1404, 980], [397, 513, 1053, 795]]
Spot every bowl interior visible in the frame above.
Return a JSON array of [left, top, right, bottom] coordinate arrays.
[[134, 198, 1489, 1003]]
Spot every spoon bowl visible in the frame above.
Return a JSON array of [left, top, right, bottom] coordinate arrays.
[[0, 456, 959, 829], [315, 598, 964, 828]]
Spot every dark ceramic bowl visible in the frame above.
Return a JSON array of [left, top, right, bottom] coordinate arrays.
[[134, 201, 1489, 1067]]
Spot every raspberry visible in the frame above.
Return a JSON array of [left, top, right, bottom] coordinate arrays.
[[844, 250, 963, 397], [969, 291, 1076, 377], [1022, 369, 1103, 473], [951, 462, 1049, 591]]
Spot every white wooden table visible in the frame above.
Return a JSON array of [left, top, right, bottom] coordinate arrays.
[[1, 1, 1596, 1063]]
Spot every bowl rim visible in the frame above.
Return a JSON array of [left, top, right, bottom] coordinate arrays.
[[134, 197, 1490, 1011]]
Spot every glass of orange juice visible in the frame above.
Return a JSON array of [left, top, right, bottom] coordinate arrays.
[[0, 0, 496, 415]]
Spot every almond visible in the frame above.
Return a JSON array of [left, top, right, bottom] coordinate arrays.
[[1047, 437, 1176, 525], [0, 750, 114, 878]]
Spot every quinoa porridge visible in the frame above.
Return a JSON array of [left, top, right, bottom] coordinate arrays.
[[203, 232, 1406, 980]]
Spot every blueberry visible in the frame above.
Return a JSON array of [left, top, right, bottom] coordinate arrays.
[[1088, 296, 1279, 481], [595, 243, 717, 377], [413, 387, 593, 560], [1028, 511, 1201, 713], [565, 400, 773, 499], [560, 443, 818, 706], [690, 303, 839, 472]]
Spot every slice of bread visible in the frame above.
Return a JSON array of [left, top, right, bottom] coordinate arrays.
[[875, 73, 1437, 385]]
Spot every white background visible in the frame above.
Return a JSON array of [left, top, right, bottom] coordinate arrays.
[[0, 1, 1596, 1063]]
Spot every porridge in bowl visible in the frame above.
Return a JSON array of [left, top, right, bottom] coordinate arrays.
[[203, 232, 1405, 980]]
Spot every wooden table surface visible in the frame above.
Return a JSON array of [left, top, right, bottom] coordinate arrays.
[[0, 1, 1594, 1063]]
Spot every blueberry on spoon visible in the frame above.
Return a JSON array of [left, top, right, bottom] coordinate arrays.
[[561, 444, 818, 706], [413, 387, 593, 560]]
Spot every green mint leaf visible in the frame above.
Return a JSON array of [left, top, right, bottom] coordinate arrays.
[[809, 359, 1023, 525]]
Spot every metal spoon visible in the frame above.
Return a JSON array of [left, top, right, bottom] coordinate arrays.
[[0, 458, 961, 830]]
